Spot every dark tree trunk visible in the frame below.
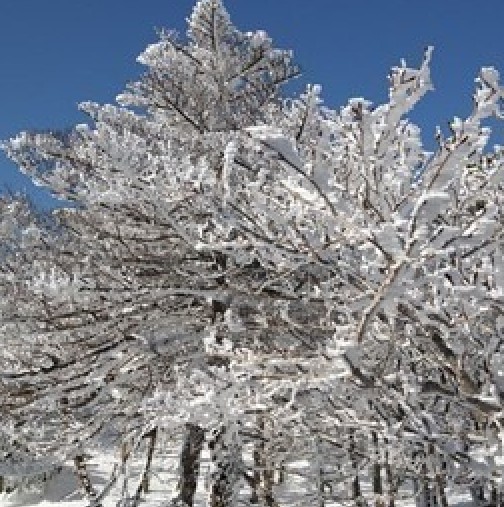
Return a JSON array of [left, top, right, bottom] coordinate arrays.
[[385, 462, 395, 507], [176, 423, 205, 507], [416, 444, 438, 507], [372, 463, 383, 498], [277, 461, 286, 484], [349, 429, 365, 507], [414, 478, 426, 507], [209, 426, 241, 507], [263, 464, 276, 507], [470, 483, 486, 505], [352, 475, 361, 500], [416, 476, 438, 507], [258, 415, 277, 507], [489, 484, 503, 507], [372, 432, 384, 507], [247, 413, 279, 507], [131, 427, 158, 505], [384, 437, 395, 507], [436, 475, 448, 507], [353, 474, 368, 507], [74, 454, 101, 506], [491, 486, 498, 507], [250, 442, 261, 504], [209, 428, 230, 507]]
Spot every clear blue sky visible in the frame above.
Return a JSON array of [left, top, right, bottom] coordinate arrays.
[[1, 0, 503, 209]]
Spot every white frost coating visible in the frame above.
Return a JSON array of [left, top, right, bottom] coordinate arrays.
[[221, 139, 237, 205], [281, 178, 319, 204], [246, 125, 303, 169], [136, 42, 162, 65], [247, 29, 271, 48], [1, 3, 504, 506]]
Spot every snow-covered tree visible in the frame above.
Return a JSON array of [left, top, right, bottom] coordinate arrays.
[[1, 1, 504, 506]]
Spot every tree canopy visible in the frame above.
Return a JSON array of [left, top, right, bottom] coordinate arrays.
[[1, 1, 504, 506]]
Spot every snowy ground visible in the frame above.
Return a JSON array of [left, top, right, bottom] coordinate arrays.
[[0, 443, 475, 507]]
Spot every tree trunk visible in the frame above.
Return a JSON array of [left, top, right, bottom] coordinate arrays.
[[74, 454, 101, 506], [372, 432, 384, 507], [436, 476, 448, 507], [314, 437, 325, 507], [384, 437, 395, 507], [247, 413, 279, 507], [353, 474, 366, 507], [470, 483, 486, 505], [489, 484, 503, 507], [131, 427, 158, 506], [491, 485, 498, 507], [250, 440, 261, 504], [118, 439, 132, 503], [176, 423, 205, 507], [416, 443, 439, 507], [277, 460, 286, 484], [349, 428, 365, 507], [413, 478, 422, 507], [209, 425, 241, 507], [415, 477, 438, 507], [385, 463, 395, 507], [259, 415, 277, 507]]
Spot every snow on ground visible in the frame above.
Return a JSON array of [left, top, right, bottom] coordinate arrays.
[[1, 438, 202, 507], [0, 443, 475, 507]]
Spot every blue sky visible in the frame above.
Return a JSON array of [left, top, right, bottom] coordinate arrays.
[[1, 0, 503, 209]]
